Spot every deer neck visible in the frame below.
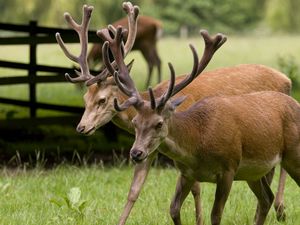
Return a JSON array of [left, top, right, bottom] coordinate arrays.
[[162, 107, 209, 164]]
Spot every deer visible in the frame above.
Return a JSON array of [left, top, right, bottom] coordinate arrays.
[[55, 3, 291, 225], [103, 25, 300, 225], [87, 15, 162, 88]]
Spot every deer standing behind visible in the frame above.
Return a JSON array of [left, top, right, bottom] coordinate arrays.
[[56, 3, 291, 225], [104, 26, 300, 225], [88, 15, 162, 88]]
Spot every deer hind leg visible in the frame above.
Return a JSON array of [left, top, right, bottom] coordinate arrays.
[[274, 167, 287, 221], [145, 64, 154, 88], [140, 47, 154, 88], [264, 167, 286, 221], [191, 182, 203, 225], [211, 170, 234, 225], [170, 174, 194, 225], [152, 47, 162, 84], [247, 176, 274, 225], [141, 46, 161, 88], [282, 159, 300, 187], [281, 143, 300, 187]]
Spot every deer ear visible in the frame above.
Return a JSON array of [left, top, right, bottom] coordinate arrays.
[[170, 96, 187, 110], [126, 59, 134, 72]]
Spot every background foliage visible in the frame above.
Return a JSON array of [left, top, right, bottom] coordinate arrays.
[[0, 0, 299, 35]]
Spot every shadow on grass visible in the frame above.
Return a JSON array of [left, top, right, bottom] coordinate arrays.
[[0, 122, 136, 168]]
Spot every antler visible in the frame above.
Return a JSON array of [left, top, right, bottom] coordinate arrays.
[[151, 30, 227, 109], [104, 27, 226, 112], [170, 30, 227, 98], [55, 5, 94, 84], [101, 27, 143, 111], [85, 2, 139, 86]]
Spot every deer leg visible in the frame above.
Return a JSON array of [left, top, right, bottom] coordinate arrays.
[[190, 182, 203, 225], [264, 167, 275, 185], [274, 167, 287, 221], [262, 166, 286, 221], [211, 171, 234, 225], [145, 64, 154, 88], [118, 151, 157, 225], [282, 155, 300, 187], [170, 174, 195, 225], [247, 176, 274, 225], [152, 48, 162, 84]]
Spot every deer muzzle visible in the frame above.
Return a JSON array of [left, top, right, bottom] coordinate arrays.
[[130, 148, 147, 163]]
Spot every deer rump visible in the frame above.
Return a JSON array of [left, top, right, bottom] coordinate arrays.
[[169, 91, 300, 183]]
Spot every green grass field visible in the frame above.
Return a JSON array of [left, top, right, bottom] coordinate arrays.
[[0, 35, 300, 224], [0, 165, 299, 225]]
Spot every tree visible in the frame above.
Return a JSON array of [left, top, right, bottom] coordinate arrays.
[[145, 0, 266, 35], [265, 0, 300, 33]]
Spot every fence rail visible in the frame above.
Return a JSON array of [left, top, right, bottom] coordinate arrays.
[[0, 21, 99, 127]]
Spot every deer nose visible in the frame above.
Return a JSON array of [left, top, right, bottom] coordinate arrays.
[[76, 125, 85, 133], [130, 149, 144, 162]]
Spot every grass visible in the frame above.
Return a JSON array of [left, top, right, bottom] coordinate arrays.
[[0, 165, 299, 225], [0, 35, 300, 224]]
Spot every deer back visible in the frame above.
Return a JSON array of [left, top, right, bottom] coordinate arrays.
[[170, 91, 298, 159], [150, 64, 291, 112]]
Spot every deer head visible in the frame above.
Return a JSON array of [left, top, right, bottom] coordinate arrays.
[[103, 26, 226, 162], [56, 2, 139, 135]]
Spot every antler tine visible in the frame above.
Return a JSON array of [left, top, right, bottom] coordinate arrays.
[[55, 5, 94, 84], [168, 44, 199, 98], [156, 63, 176, 107], [122, 2, 139, 55], [84, 2, 139, 86], [99, 31, 143, 112], [170, 31, 226, 97], [113, 96, 140, 112], [148, 87, 156, 110], [197, 30, 227, 74]]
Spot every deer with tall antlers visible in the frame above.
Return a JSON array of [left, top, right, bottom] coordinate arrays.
[[103, 25, 300, 225], [88, 15, 162, 88], [56, 3, 291, 224]]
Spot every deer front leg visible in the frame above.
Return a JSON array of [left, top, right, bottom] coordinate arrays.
[[211, 171, 234, 225], [191, 182, 203, 225], [170, 174, 195, 225], [118, 151, 157, 225]]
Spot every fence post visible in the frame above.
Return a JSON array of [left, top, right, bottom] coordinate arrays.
[[29, 21, 37, 118]]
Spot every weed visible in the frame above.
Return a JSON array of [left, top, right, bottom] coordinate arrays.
[[49, 187, 88, 223]]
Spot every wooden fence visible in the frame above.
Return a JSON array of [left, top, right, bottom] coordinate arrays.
[[0, 21, 100, 128]]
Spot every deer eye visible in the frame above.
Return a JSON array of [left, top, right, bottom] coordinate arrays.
[[98, 98, 106, 106], [155, 121, 163, 130], [131, 119, 137, 127]]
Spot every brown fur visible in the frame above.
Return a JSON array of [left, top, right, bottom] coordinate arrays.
[[79, 64, 291, 225], [88, 16, 162, 86], [115, 64, 291, 129], [133, 91, 300, 225]]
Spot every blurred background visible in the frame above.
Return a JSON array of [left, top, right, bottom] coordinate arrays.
[[1, 0, 300, 35], [0, 0, 300, 166]]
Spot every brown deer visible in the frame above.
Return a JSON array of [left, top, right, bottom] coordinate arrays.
[[104, 26, 300, 225], [56, 3, 290, 225], [88, 15, 162, 88]]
